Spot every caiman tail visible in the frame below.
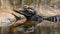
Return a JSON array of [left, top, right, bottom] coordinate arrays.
[[44, 15, 60, 22]]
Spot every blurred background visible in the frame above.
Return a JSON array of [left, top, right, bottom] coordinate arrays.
[[0, 0, 60, 34], [0, 0, 60, 17]]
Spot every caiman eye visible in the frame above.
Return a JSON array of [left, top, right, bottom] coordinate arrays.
[[18, 8, 24, 11], [29, 9, 33, 12]]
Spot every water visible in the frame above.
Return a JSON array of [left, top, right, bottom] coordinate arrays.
[[1, 27, 11, 34]]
